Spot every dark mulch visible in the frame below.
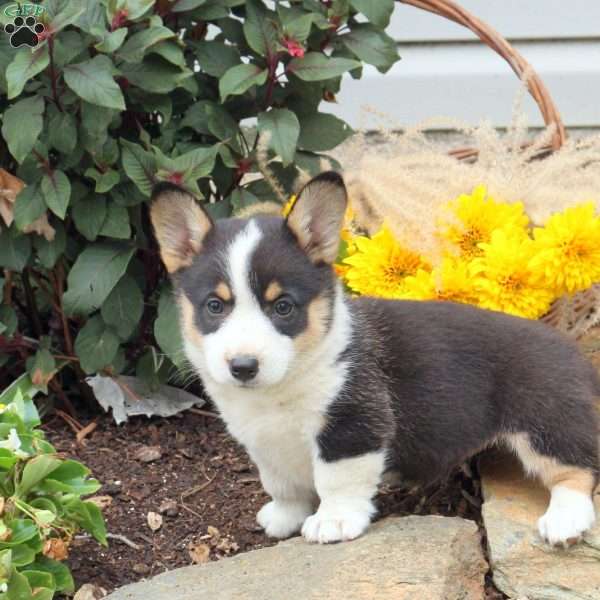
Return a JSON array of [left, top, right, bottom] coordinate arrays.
[[44, 409, 492, 595]]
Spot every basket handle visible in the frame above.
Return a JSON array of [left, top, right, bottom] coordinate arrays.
[[396, 0, 566, 150]]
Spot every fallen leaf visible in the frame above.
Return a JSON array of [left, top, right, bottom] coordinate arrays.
[[216, 536, 239, 554], [23, 210, 56, 241], [73, 583, 108, 600], [134, 445, 162, 463], [147, 511, 163, 532], [158, 499, 178, 517], [86, 375, 205, 425], [43, 538, 69, 561], [0, 497, 4, 515], [86, 495, 113, 510], [207, 525, 220, 539], [188, 542, 210, 564]]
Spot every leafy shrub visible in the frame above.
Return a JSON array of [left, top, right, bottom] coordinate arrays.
[[0, 376, 106, 599], [0, 0, 399, 399]]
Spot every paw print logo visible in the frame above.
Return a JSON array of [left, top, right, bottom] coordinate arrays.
[[4, 16, 45, 48]]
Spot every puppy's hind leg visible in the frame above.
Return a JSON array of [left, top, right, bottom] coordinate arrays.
[[506, 433, 597, 545]]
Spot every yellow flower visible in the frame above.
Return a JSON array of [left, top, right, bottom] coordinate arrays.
[[342, 225, 430, 298], [400, 258, 477, 304], [441, 185, 529, 259], [529, 203, 600, 295], [471, 229, 555, 319]]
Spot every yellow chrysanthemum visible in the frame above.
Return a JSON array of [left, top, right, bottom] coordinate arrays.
[[471, 229, 555, 319], [441, 185, 529, 259], [400, 258, 477, 304], [342, 225, 430, 298], [529, 203, 600, 295]]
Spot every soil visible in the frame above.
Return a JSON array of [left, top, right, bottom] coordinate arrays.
[[44, 409, 486, 595], [43, 326, 600, 598]]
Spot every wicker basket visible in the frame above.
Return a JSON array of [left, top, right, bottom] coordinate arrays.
[[394, 0, 599, 336]]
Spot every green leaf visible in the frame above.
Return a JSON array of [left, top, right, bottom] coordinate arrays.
[[172, 0, 207, 12], [72, 195, 107, 242], [64, 55, 126, 110], [74, 316, 120, 374], [0, 520, 37, 547], [18, 456, 62, 496], [85, 168, 120, 194], [10, 541, 36, 567], [26, 348, 56, 392], [13, 182, 45, 230], [38, 460, 100, 495], [33, 222, 66, 269], [193, 40, 240, 78], [341, 25, 399, 72], [6, 46, 49, 100], [25, 557, 74, 594], [101, 275, 143, 340], [119, 57, 191, 93], [80, 102, 115, 152], [288, 52, 361, 81], [64, 499, 107, 545], [229, 188, 259, 213], [63, 243, 135, 316], [95, 28, 128, 53], [350, 0, 394, 28], [49, 3, 86, 34], [172, 146, 218, 180], [0, 449, 17, 470], [219, 63, 268, 102], [22, 570, 55, 593], [2, 95, 44, 164], [120, 26, 174, 62], [257, 109, 300, 166], [243, 0, 278, 57], [298, 112, 354, 151], [6, 568, 32, 600], [53, 30, 88, 68], [122, 0, 156, 20], [0, 227, 31, 272], [41, 171, 71, 219], [154, 286, 184, 367], [121, 139, 157, 196], [149, 40, 186, 68], [47, 110, 77, 154], [99, 203, 131, 239], [0, 373, 42, 414]]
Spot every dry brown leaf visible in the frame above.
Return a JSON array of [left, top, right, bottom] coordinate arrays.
[[216, 537, 239, 555], [188, 542, 210, 564], [0, 168, 24, 227], [86, 495, 113, 510], [134, 445, 162, 463], [206, 525, 220, 539], [73, 583, 108, 600], [0, 497, 4, 515], [147, 511, 163, 532], [23, 211, 56, 241], [43, 538, 69, 561]]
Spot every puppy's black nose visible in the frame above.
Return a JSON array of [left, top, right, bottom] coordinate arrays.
[[229, 356, 259, 382]]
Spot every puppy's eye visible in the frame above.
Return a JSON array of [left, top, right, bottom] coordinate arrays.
[[206, 298, 224, 315], [274, 297, 294, 317]]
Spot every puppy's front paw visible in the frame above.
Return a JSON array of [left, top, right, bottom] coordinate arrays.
[[301, 504, 371, 544], [537, 487, 596, 546], [257, 500, 312, 539]]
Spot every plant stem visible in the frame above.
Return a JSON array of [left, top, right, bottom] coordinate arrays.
[[47, 36, 63, 113], [22, 268, 43, 339]]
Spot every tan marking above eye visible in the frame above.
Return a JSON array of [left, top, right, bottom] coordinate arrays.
[[215, 282, 232, 302], [264, 281, 283, 302]]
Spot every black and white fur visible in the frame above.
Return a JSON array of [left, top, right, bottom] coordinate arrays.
[[151, 172, 600, 546]]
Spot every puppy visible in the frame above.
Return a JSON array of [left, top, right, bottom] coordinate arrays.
[[150, 171, 600, 545]]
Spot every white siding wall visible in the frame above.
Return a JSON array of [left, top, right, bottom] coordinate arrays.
[[327, 0, 600, 129]]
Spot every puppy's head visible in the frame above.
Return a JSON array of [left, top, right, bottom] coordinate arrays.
[[150, 172, 347, 389]]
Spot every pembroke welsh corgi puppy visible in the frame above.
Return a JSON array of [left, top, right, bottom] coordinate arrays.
[[150, 171, 599, 545]]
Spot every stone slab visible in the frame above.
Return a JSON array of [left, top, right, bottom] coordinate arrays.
[[481, 451, 600, 600], [107, 515, 486, 600]]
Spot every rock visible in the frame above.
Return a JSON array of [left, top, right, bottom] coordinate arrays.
[[481, 451, 600, 600], [74, 584, 108, 599], [107, 515, 486, 600], [147, 512, 163, 532], [134, 445, 162, 463]]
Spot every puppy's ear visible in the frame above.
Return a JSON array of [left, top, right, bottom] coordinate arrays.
[[286, 171, 347, 264], [150, 182, 213, 273]]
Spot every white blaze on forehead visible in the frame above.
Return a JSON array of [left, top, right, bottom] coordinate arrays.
[[227, 219, 262, 305]]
